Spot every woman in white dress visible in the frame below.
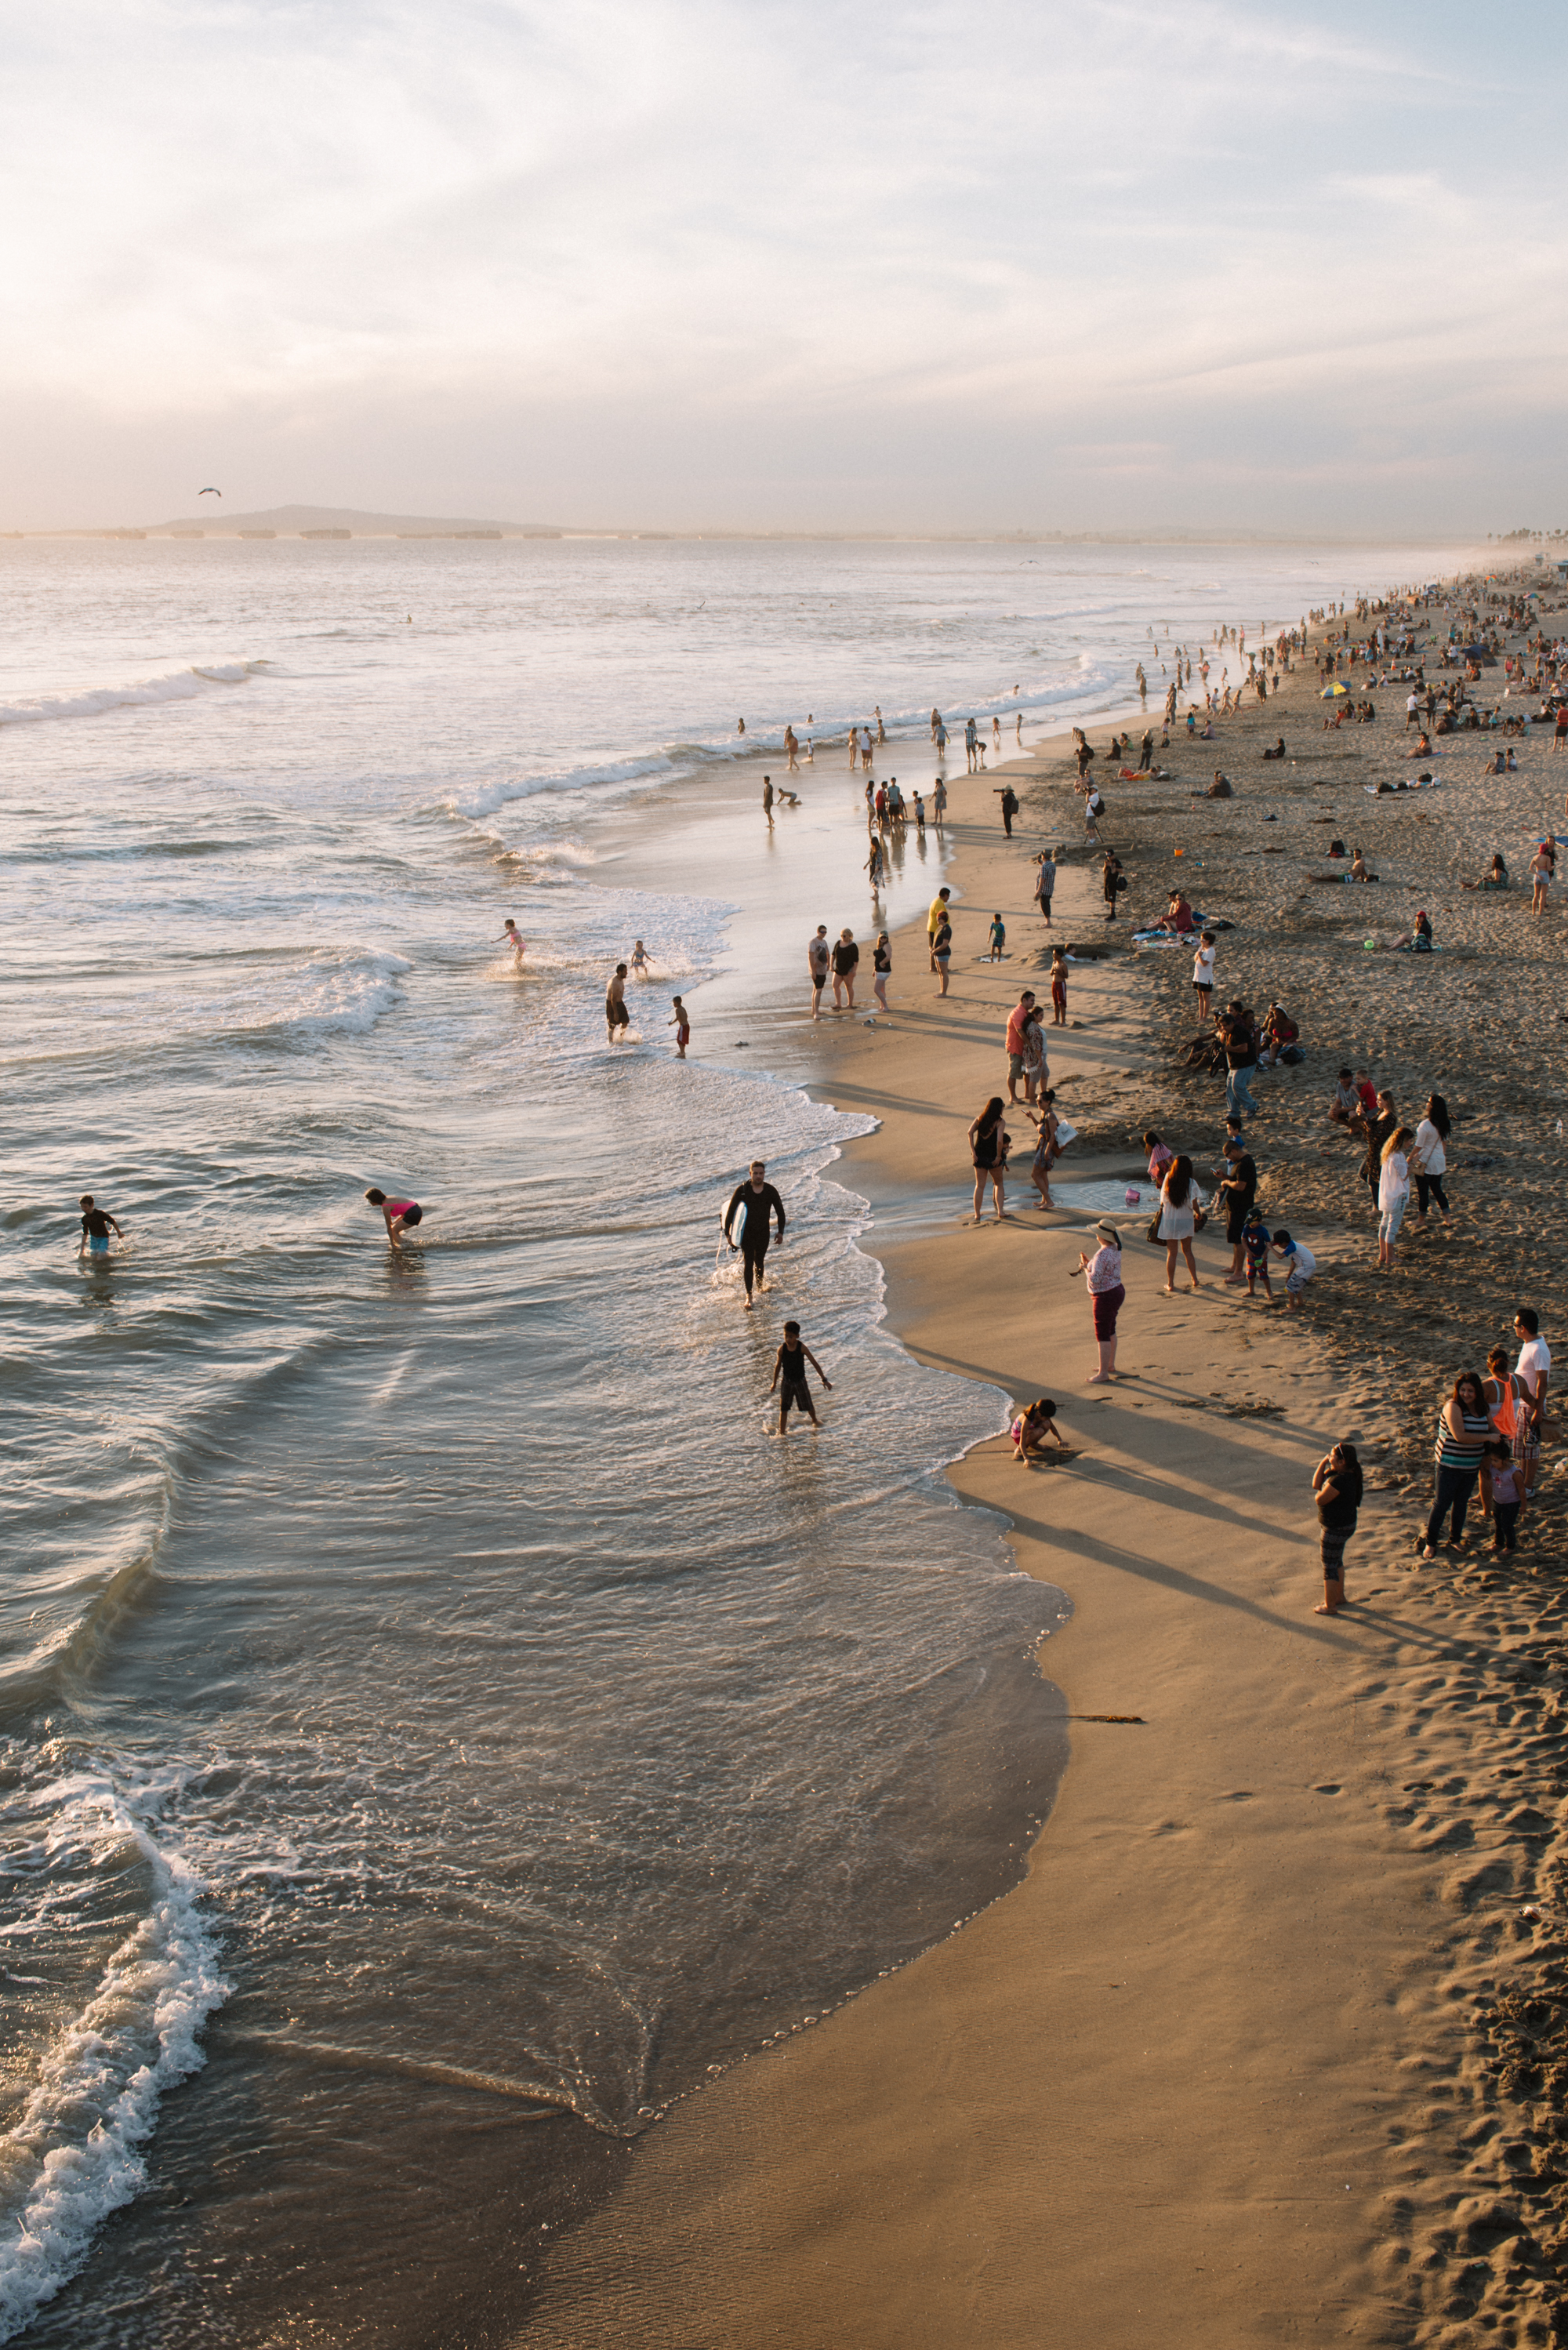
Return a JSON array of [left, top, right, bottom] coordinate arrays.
[[1158, 1154, 1205, 1295]]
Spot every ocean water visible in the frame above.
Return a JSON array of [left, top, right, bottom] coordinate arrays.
[[0, 534, 1477, 2345]]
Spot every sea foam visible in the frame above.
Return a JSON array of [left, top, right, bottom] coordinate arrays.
[[0, 1782, 227, 2344]]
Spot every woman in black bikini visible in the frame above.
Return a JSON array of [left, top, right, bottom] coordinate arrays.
[[967, 1096, 1009, 1224]]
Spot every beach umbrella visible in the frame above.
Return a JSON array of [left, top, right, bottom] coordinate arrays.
[[1320, 681, 1349, 698]]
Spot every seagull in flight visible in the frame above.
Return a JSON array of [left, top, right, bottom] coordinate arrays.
[[198, 486, 221, 497]]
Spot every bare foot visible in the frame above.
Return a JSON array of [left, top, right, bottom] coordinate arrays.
[[1085, 1369, 1109, 1382], [1163, 1284, 1175, 1295], [1313, 1603, 1341, 1615]]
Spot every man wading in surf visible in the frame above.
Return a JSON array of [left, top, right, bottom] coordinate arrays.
[[723, 1160, 786, 1308]]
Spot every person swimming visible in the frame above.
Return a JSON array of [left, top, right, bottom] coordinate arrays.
[[365, 1187, 423, 1246]]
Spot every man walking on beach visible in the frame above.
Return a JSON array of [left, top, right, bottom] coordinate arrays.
[[724, 1160, 786, 1309], [1034, 852, 1055, 925], [927, 887, 952, 970], [996, 783, 1018, 837], [1005, 991, 1036, 1103], [808, 925, 831, 1016]]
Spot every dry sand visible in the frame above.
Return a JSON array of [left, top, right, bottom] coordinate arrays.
[[522, 581, 1568, 2348]]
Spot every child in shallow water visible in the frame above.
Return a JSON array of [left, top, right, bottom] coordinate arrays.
[[770, 1321, 832, 1433], [365, 1187, 423, 1247]]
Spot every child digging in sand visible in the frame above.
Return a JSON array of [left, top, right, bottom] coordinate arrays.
[[1011, 1397, 1065, 1463], [770, 1321, 832, 1433], [1272, 1229, 1316, 1309]]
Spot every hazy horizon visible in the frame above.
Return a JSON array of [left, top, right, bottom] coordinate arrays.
[[5, 1, 1566, 537]]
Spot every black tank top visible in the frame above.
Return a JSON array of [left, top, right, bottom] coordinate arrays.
[[973, 1118, 1001, 1168]]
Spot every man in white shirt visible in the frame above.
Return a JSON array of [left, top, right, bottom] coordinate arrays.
[[1515, 1308, 1551, 1497], [1406, 690, 1421, 728]]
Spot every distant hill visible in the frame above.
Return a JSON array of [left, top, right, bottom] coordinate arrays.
[[136, 504, 563, 539]]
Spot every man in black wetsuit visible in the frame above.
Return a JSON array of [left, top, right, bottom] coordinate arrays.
[[723, 1160, 786, 1309]]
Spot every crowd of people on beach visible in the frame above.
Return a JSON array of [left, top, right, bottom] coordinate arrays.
[[77, 571, 1568, 1513]]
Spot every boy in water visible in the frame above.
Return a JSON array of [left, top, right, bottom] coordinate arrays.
[[987, 913, 1006, 962], [770, 1320, 832, 1432], [497, 919, 526, 966], [1272, 1229, 1316, 1309], [669, 996, 690, 1057], [1242, 1207, 1272, 1298], [1049, 946, 1069, 1026], [78, 1194, 123, 1259], [606, 964, 631, 1041]]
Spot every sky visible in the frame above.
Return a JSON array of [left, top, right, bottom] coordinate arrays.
[[3, 0, 1566, 534]]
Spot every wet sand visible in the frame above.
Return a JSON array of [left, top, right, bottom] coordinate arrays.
[[522, 580, 1568, 2345]]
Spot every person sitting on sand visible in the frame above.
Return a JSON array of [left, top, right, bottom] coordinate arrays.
[[1349, 847, 1374, 881], [1206, 770, 1232, 798], [1409, 730, 1432, 756], [1166, 887, 1194, 934], [1261, 736, 1287, 761], [1011, 1397, 1065, 1463], [1329, 1068, 1359, 1125], [1257, 1001, 1298, 1067]]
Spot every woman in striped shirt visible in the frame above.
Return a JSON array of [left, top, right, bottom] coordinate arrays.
[[1419, 1372, 1491, 1560]]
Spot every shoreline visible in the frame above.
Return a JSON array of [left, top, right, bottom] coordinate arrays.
[[521, 566, 1568, 2345]]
